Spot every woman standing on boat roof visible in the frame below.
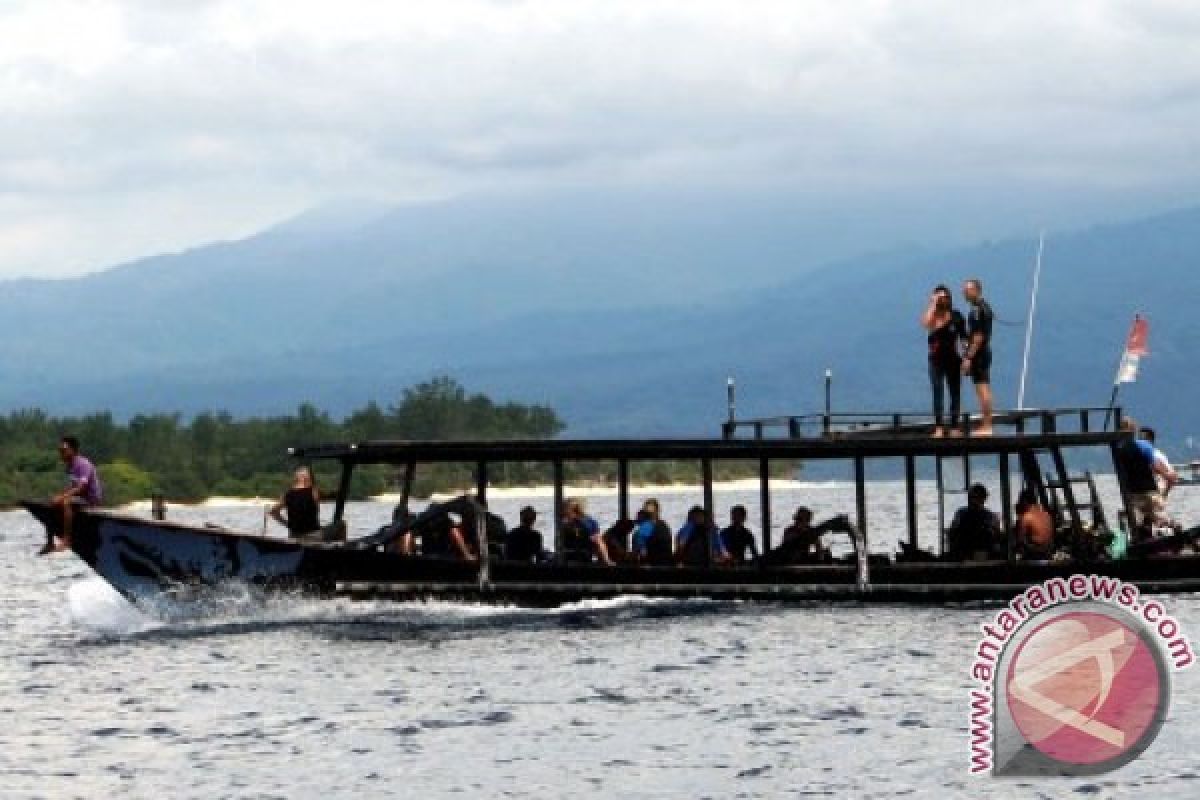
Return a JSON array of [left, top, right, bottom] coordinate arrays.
[[922, 284, 967, 437], [269, 466, 321, 537]]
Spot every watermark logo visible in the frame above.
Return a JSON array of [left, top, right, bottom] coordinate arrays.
[[968, 576, 1192, 776]]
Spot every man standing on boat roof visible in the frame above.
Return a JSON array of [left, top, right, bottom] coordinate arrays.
[[922, 284, 967, 437], [41, 435, 103, 554], [961, 278, 994, 435]]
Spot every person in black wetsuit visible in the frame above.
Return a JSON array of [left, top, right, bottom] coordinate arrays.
[[921, 284, 967, 437], [720, 505, 759, 565], [506, 506, 545, 562], [761, 507, 851, 566], [961, 278, 995, 435], [632, 498, 675, 566], [269, 467, 321, 537], [560, 498, 614, 565], [946, 483, 1002, 561]]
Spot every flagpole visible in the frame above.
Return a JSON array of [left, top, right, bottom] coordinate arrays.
[[1103, 313, 1146, 431], [1103, 385, 1120, 431], [1017, 230, 1045, 410]]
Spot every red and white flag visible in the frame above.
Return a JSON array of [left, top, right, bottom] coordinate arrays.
[[1115, 314, 1149, 384]]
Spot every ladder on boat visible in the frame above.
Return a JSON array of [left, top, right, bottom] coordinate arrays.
[[1045, 471, 1107, 533], [934, 445, 1106, 557]]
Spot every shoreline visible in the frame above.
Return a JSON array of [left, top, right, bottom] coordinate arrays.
[[114, 478, 828, 512]]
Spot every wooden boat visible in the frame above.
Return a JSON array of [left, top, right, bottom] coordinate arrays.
[[1172, 461, 1200, 487], [24, 406, 1200, 610]]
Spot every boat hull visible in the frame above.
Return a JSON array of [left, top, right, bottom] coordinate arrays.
[[23, 503, 1200, 609]]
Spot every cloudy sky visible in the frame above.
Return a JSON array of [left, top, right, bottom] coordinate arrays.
[[2, 0, 1200, 279]]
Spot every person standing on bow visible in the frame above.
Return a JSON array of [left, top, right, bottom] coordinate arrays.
[[269, 466, 321, 537], [921, 284, 967, 437], [961, 278, 995, 435]]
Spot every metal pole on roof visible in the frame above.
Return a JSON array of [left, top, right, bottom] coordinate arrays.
[[824, 369, 833, 435], [1017, 230, 1045, 410]]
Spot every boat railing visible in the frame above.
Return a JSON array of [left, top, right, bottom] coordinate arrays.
[[721, 406, 1121, 440]]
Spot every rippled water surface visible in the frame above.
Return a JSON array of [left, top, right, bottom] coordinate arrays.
[[4, 483, 1200, 799]]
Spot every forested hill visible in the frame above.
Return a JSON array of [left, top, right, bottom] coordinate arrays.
[[0, 379, 564, 506], [0, 378, 780, 506], [0, 194, 1197, 451]]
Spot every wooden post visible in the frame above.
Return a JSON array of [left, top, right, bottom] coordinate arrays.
[[999, 453, 1014, 560], [759, 456, 772, 552], [854, 456, 867, 539], [1110, 441, 1136, 533], [552, 460, 565, 558], [904, 455, 917, 550], [702, 458, 715, 567], [475, 498, 490, 587], [617, 458, 630, 520], [332, 460, 354, 524], [935, 455, 945, 556], [475, 461, 488, 507], [1019, 450, 1050, 511], [1049, 446, 1082, 534], [399, 460, 416, 516], [702, 459, 714, 521]]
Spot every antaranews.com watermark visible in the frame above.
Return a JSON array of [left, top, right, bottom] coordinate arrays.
[[968, 575, 1193, 776]]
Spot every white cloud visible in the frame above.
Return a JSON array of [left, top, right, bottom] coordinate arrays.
[[1, 0, 1200, 277]]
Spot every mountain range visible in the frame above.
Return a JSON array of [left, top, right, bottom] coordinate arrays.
[[2, 189, 1197, 454]]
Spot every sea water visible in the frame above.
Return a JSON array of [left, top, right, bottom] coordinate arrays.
[[3, 483, 1200, 799]]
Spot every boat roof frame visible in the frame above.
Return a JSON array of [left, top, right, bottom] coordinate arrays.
[[291, 430, 1123, 466]]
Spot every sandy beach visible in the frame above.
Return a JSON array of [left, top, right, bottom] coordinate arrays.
[[115, 478, 833, 512]]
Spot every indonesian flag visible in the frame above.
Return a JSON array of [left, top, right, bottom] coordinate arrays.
[[1115, 314, 1149, 384]]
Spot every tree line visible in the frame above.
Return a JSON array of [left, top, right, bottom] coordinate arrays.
[[0, 377, 787, 507]]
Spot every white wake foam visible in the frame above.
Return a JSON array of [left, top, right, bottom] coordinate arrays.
[[66, 577, 160, 635]]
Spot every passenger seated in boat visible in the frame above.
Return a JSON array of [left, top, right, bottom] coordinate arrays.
[[388, 507, 415, 555], [506, 506, 545, 562], [720, 505, 759, 565], [42, 435, 104, 554], [603, 518, 635, 562], [446, 512, 479, 562], [561, 498, 614, 566], [1015, 488, 1054, 559], [775, 507, 832, 564], [477, 502, 508, 558], [631, 499, 674, 566], [269, 467, 321, 538], [946, 483, 1002, 561], [676, 505, 730, 567]]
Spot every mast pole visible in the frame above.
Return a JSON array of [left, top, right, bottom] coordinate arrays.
[[1017, 230, 1044, 410]]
